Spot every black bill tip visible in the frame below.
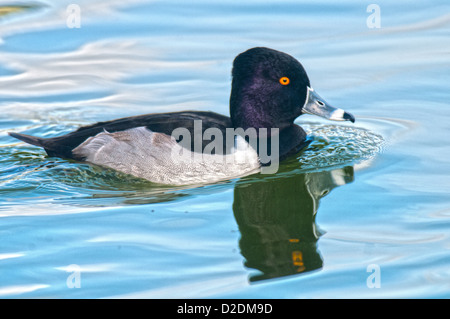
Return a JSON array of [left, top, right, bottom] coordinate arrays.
[[344, 112, 355, 123]]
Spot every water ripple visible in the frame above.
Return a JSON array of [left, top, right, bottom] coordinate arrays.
[[276, 122, 384, 174]]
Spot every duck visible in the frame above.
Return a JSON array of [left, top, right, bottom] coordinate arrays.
[[8, 47, 355, 185]]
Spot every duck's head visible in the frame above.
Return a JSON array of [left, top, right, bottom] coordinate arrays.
[[230, 47, 355, 131]]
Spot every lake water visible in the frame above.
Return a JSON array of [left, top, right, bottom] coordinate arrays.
[[1, 0, 450, 298]]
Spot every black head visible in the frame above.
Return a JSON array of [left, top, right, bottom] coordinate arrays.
[[230, 47, 310, 131], [229, 47, 355, 132]]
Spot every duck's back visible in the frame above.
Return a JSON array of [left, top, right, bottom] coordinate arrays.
[[10, 111, 232, 160]]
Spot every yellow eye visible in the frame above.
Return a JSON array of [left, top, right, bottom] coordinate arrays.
[[279, 76, 290, 85]]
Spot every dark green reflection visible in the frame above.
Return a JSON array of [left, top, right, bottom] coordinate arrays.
[[233, 166, 354, 282], [0, 3, 44, 19]]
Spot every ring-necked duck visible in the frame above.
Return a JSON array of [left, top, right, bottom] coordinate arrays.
[[9, 47, 355, 185]]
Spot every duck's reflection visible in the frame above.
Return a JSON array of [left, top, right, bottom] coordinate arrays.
[[233, 166, 354, 282], [68, 159, 354, 283]]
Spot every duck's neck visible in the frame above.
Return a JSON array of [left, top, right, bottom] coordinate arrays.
[[230, 88, 289, 134]]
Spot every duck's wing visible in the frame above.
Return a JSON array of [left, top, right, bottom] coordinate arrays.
[[9, 111, 232, 160], [72, 126, 260, 185]]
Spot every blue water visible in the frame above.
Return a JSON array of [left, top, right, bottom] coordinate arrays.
[[1, 0, 450, 298]]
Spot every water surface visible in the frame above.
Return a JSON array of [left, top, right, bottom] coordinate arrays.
[[1, 0, 450, 298]]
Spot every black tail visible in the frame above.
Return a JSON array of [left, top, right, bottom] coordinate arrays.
[[8, 132, 46, 148]]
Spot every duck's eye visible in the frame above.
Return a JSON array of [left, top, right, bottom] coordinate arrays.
[[279, 77, 290, 85]]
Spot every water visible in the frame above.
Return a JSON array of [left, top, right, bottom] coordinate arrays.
[[1, 0, 450, 298]]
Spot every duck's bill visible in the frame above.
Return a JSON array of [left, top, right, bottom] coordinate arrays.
[[302, 87, 355, 123]]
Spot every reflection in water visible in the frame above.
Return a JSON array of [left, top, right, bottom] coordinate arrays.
[[233, 166, 354, 282], [4, 126, 357, 282], [0, 4, 41, 18]]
